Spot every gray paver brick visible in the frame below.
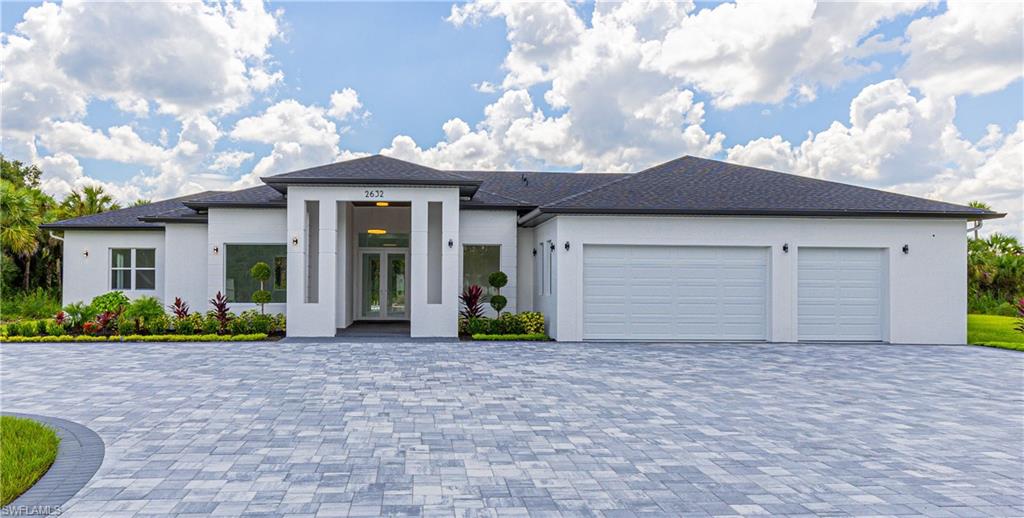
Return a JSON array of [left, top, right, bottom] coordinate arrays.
[[2, 340, 1022, 517]]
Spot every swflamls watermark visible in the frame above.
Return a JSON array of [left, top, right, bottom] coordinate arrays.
[[1, 505, 62, 516]]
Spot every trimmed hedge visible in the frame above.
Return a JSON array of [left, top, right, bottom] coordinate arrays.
[[973, 342, 1024, 352], [471, 333, 550, 341], [0, 333, 269, 343]]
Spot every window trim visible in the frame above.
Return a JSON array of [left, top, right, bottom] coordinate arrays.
[[109, 248, 157, 291], [222, 242, 289, 304], [462, 243, 501, 302]]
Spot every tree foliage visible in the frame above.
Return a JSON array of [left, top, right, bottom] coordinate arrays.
[[969, 233, 1024, 315]]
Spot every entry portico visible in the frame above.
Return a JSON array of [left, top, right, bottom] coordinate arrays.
[[263, 158, 481, 337]]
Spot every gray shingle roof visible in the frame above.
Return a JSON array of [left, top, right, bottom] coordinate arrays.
[[43, 154, 1002, 230], [262, 155, 481, 195], [520, 156, 1002, 224], [41, 192, 220, 230]]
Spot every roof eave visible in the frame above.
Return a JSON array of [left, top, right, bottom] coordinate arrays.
[[40, 224, 165, 231], [261, 177, 481, 196], [519, 207, 1005, 226]]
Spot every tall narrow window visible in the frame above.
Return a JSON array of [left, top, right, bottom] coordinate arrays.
[[463, 245, 500, 301], [110, 248, 156, 291], [305, 200, 319, 303], [546, 240, 554, 295], [537, 242, 544, 296], [427, 201, 442, 304]]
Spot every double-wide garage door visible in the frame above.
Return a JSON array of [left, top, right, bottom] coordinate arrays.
[[583, 245, 769, 341]]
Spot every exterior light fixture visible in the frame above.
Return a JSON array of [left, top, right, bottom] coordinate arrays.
[[82, 249, 89, 257], [783, 243, 789, 253], [448, 238, 454, 248], [212, 246, 219, 255], [564, 241, 570, 251], [902, 244, 909, 254], [550, 242, 555, 252], [367, 229, 387, 235], [291, 236, 299, 246], [532, 248, 537, 256], [375, 201, 389, 207]]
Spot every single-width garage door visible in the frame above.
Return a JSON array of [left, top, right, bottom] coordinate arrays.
[[798, 248, 884, 341], [583, 245, 768, 341]]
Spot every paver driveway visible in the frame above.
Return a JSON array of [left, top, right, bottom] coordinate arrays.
[[2, 340, 1022, 517]]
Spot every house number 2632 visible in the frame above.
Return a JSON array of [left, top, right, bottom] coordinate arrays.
[[364, 190, 384, 198]]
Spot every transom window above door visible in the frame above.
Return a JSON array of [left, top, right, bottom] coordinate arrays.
[[358, 232, 409, 248], [110, 248, 156, 291]]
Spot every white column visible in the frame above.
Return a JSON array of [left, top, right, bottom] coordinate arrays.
[[409, 200, 429, 336]]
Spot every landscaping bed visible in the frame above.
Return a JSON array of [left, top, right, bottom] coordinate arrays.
[[1, 290, 284, 343], [1, 416, 60, 506]]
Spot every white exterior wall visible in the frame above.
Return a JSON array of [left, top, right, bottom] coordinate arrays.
[[516, 227, 535, 312], [459, 210, 519, 316], [549, 215, 968, 344], [61, 230, 166, 305], [286, 185, 460, 338], [207, 208, 288, 315], [533, 219, 559, 338], [164, 224, 208, 309]]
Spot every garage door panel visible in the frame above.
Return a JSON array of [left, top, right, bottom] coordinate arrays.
[[798, 248, 884, 341], [583, 245, 768, 341]]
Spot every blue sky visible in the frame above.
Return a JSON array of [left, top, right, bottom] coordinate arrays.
[[1, 1, 1021, 234]]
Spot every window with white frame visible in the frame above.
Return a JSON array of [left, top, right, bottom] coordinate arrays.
[[463, 245, 500, 301], [110, 248, 156, 290]]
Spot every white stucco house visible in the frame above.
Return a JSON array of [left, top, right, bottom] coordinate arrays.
[[43, 155, 1001, 343]]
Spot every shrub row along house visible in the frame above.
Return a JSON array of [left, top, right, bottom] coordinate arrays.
[[43, 155, 1002, 343]]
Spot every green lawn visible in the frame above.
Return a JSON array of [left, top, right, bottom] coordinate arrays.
[[0, 416, 60, 506], [967, 314, 1024, 352]]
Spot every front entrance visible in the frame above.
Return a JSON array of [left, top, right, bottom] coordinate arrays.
[[359, 250, 408, 320]]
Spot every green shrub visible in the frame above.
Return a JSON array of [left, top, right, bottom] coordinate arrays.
[[173, 316, 194, 334], [516, 311, 545, 334], [4, 323, 19, 337], [489, 294, 507, 314], [488, 271, 508, 290], [201, 314, 220, 334], [34, 320, 47, 336], [464, 317, 492, 336], [0, 289, 61, 320], [0, 333, 268, 343], [16, 321, 38, 338], [123, 296, 165, 322], [116, 315, 137, 335], [228, 317, 249, 335], [43, 320, 65, 337], [471, 333, 549, 341], [272, 313, 286, 333], [61, 302, 98, 330], [90, 291, 130, 314], [144, 314, 170, 334], [493, 313, 525, 334]]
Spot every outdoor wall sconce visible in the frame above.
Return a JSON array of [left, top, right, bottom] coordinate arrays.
[[212, 246, 219, 255], [532, 248, 537, 256], [564, 241, 570, 251], [782, 243, 789, 253], [448, 238, 454, 248], [291, 236, 299, 246], [82, 249, 89, 257], [549, 242, 555, 251], [902, 244, 909, 254]]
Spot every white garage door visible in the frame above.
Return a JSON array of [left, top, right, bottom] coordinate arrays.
[[583, 245, 768, 341], [798, 248, 884, 341]]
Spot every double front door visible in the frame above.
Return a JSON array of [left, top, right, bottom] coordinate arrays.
[[360, 250, 408, 320]]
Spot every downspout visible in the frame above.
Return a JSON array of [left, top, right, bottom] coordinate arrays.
[[967, 220, 982, 239]]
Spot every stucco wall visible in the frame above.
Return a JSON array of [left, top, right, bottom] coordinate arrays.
[[516, 227, 535, 312], [532, 219, 559, 338], [549, 215, 968, 344], [61, 230, 166, 306], [458, 210, 519, 317], [164, 224, 208, 309], [207, 208, 288, 315]]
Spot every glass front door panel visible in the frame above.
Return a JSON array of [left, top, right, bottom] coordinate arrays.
[[361, 253, 381, 318], [387, 254, 406, 318]]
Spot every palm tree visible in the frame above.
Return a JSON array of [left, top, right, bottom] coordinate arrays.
[[60, 185, 121, 218], [130, 199, 152, 207], [1, 181, 41, 290], [968, 201, 992, 239]]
